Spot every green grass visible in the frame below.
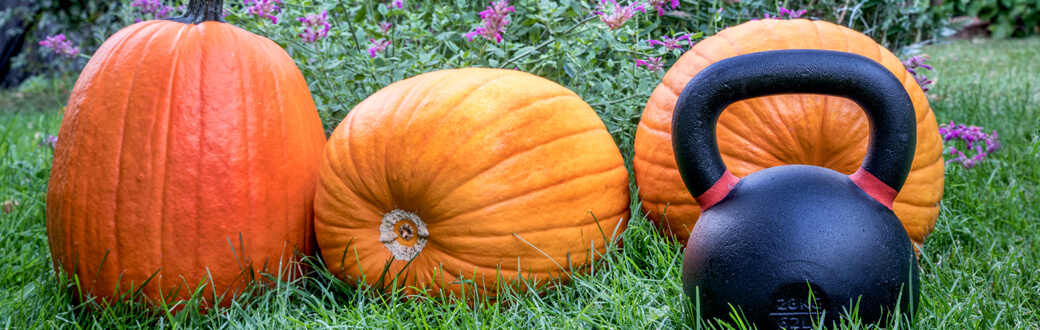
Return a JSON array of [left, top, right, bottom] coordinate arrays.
[[912, 37, 1040, 328], [1, 38, 1038, 329]]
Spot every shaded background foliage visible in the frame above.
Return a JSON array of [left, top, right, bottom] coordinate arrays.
[[0, 0, 122, 87], [939, 0, 1040, 39]]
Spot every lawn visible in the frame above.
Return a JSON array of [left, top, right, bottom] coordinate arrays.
[[1, 37, 1038, 329]]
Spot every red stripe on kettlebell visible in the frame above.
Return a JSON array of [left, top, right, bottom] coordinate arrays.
[[849, 167, 898, 210], [695, 170, 740, 211]]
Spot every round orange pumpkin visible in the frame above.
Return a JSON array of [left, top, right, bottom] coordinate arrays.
[[46, 0, 325, 307], [633, 19, 944, 248], [315, 68, 630, 297]]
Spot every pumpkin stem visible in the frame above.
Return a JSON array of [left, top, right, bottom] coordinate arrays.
[[379, 209, 429, 261], [170, 0, 225, 24]]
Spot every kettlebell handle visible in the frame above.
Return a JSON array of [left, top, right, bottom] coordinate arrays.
[[672, 49, 917, 210]]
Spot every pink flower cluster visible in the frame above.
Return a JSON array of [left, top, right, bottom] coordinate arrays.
[[464, 1, 515, 43], [379, 22, 393, 34], [759, 7, 807, 20], [131, 0, 177, 18], [389, 0, 405, 10], [595, 0, 646, 30], [39, 34, 79, 58], [902, 54, 934, 92], [635, 57, 664, 72], [368, 39, 391, 58], [298, 11, 332, 43], [245, 0, 282, 24], [647, 0, 680, 16], [939, 121, 1001, 168], [779, 7, 807, 19], [39, 135, 58, 149], [647, 33, 691, 51]]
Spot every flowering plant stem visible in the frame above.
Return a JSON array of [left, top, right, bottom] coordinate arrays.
[[497, 15, 598, 69], [589, 94, 643, 108], [313, 42, 350, 111], [466, 44, 488, 69], [325, 0, 362, 53]]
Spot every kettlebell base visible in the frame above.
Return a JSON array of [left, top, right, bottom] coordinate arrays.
[[682, 165, 919, 329]]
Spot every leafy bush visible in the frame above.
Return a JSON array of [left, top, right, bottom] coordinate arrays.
[[226, 0, 955, 141], [25, 0, 955, 147], [938, 0, 1040, 38], [709, 0, 954, 50], [225, 0, 709, 151]]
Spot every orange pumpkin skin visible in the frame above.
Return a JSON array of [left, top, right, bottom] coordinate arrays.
[[46, 18, 325, 307], [315, 68, 630, 297], [634, 19, 944, 248]]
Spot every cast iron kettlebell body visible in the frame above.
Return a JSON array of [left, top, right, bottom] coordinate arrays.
[[673, 50, 920, 329]]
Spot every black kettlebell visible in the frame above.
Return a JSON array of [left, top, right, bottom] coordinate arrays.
[[673, 50, 920, 329]]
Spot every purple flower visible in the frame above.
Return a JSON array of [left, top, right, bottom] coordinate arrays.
[[368, 38, 391, 58], [245, 0, 282, 24], [39, 135, 58, 149], [131, 0, 176, 18], [903, 54, 934, 73], [39, 34, 79, 58], [758, 7, 807, 20], [635, 57, 664, 71], [298, 11, 332, 43], [938, 121, 1001, 168], [464, 1, 515, 43], [914, 74, 933, 92], [298, 27, 324, 43], [130, 0, 162, 13], [647, 34, 691, 51], [778, 7, 807, 19], [379, 22, 393, 34], [903, 54, 934, 92], [389, 0, 405, 9], [595, 0, 646, 30], [647, 0, 680, 16]]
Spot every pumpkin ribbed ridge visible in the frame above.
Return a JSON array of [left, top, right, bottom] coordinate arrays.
[[315, 68, 630, 297], [633, 19, 944, 248], [47, 20, 325, 307]]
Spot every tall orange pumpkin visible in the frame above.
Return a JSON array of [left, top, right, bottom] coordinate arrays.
[[315, 68, 630, 297], [634, 19, 944, 248], [46, 0, 325, 307]]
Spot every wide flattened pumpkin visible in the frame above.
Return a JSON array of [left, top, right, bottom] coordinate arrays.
[[315, 68, 629, 297], [46, 0, 325, 307], [634, 19, 944, 248]]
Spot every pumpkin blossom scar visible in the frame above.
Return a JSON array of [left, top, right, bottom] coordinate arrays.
[[379, 209, 429, 260]]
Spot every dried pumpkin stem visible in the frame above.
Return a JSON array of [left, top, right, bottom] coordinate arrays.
[[379, 209, 429, 261], [171, 0, 225, 24]]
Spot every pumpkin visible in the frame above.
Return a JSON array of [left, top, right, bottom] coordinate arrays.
[[633, 19, 944, 248], [46, 0, 325, 307], [315, 68, 630, 297]]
